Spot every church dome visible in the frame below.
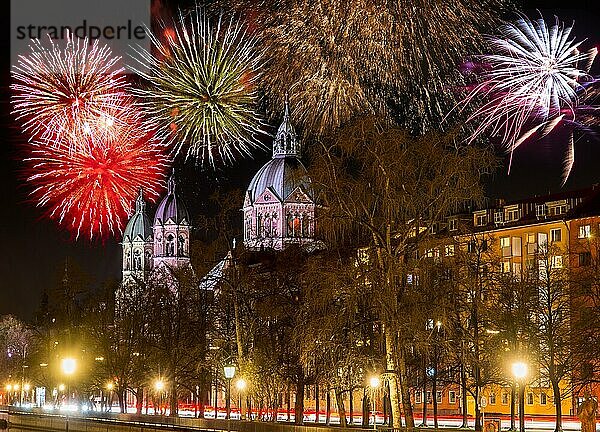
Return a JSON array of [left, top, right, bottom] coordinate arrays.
[[247, 156, 313, 203], [123, 189, 152, 241], [246, 97, 313, 203], [154, 174, 190, 225]]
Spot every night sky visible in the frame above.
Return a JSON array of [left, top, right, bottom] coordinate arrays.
[[1, 0, 599, 321]]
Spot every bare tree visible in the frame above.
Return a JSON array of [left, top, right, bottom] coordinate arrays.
[[309, 117, 494, 428]]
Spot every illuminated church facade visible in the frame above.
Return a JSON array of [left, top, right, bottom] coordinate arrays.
[[121, 102, 317, 282]]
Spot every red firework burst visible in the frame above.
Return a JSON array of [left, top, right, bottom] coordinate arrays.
[[11, 35, 128, 149], [26, 125, 169, 240]]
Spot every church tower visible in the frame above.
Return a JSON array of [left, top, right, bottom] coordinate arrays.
[[122, 189, 154, 283], [153, 173, 191, 270], [243, 99, 317, 250]]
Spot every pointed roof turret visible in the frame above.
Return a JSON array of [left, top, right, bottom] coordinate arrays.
[[123, 188, 153, 241], [154, 171, 190, 225], [273, 95, 301, 158]]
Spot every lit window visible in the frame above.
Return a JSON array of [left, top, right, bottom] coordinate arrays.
[[501, 261, 511, 273], [476, 214, 487, 227], [500, 237, 511, 248], [536, 204, 546, 218], [436, 391, 442, 403], [415, 392, 422, 404], [445, 244, 455, 257], [550, 228, 562, 243], [489, 393, 496, 405], [449, 391, 456, 404], [540, 392, 547, 405], [449, 219, 457, 231], [494, 211, 504, 224], [427, 391, 432, 403], [527, 392, 534, 405], [579, 224, 591, 239], [502, 393, 508, 405], [551, 255, 563, 269]]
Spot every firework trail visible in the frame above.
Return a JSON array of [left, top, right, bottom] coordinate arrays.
[[26, 121, 169, 240], [11, 35, 129, 149], [460, 15, 597, 183], [219, 0, 510, 136], [131, 7, 266, 166]]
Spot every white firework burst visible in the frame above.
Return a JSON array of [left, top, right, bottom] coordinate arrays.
[[461, 15, 597, 182]]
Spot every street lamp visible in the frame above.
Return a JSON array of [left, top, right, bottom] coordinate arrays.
[[224, 364, 236, 420], [235, 378, 247, 420], [369, 376, 381, 430], [106, 382, 114, 412], [155, 379, 165, 415], [61, 357, 76, 405], [511, 361, 528, 432]]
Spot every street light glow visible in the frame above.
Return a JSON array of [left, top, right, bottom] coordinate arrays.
[[236, 378, 247, 391], [106, 382, 114, 391], [24, 383, 31, 391], [58, 384, 65, 392], [154, 379, 165, 391], [5, 384, 12, 391], [512, 361, 528, 379], [61, 357, 76, 375], [369, 376, 381, 388]]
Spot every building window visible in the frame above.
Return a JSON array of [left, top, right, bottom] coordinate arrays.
[[415, 392, 422, 404], [489, 393, 496, 405], [502, 392, 509, 405], [579, 224, 591, 239], [501, 261, 511, 273], [245, 218, 252, 239], [436, 391, 442, 403], [166, 234, 175, 256], [527, 392, 534, 405], [550, 228, 562, 242], [134, 249, 142, 270], [449, 391, 456, 404], [540, 392, 547, 405], [536, 204, 546, 218], [506, 208, 521, 222], [551, 255, 563, 269], [257, 214, 263, 238], [476, 214, 487, 227], [445, 244, 455, 257], [579, 252, 592, 267], [178, 235, 186, 256], [427, 391, 432, 403], [449, 219, 457, 231], [494, 211, 504, 224], [501, 237, 511, 257]]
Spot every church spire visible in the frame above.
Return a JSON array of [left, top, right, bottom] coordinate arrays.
[[135, 188, 146, 213], [273, 95, 301, 158]]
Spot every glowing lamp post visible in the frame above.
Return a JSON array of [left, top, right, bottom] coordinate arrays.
[[369, 376, 381, 430], [235, 378, 247, 420], [155, 379, 165, 415], [224, 365, 236, 420], [512, 361, 528, 432], [61, 358, 76, 405]]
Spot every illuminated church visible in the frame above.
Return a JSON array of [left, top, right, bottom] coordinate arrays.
[[121, 102, 317, 282]]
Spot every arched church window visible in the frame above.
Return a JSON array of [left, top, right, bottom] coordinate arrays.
[[145, 250, 152, 269], [301, 214, 310, 237], [287, 213, 301, 237], [166, 234, 175, 256], [245, 218, 252, 239], [272, 212, 278, 237], [264, 215, 272, 237], [257, 214, 263, 238], [134, 249, 142, 270], [178, 235, 186, 256], [125, 250, 131, 270]]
